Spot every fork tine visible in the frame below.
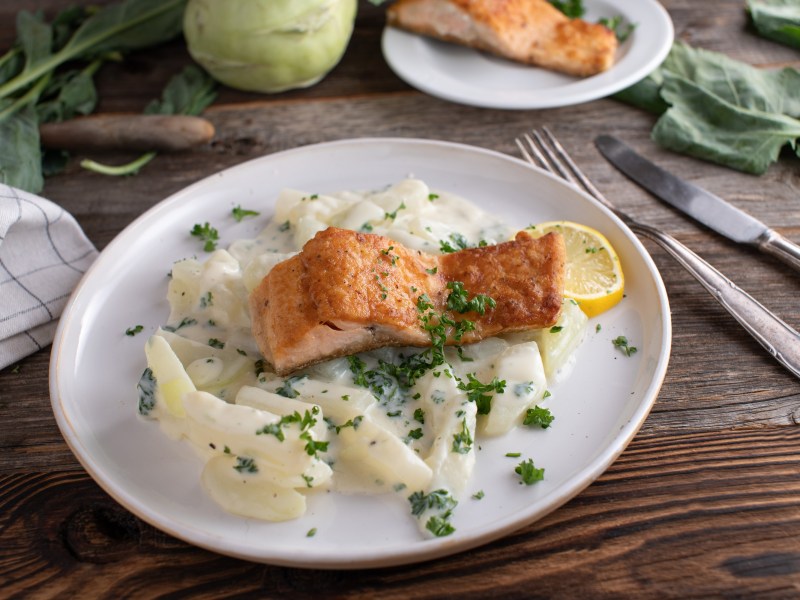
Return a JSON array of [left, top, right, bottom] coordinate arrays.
[[530, 130, 578, 187], [539, 127, 607, 203]]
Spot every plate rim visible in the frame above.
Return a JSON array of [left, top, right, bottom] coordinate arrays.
[[380, 0, 675, 110], [49, 137, 672, 568]]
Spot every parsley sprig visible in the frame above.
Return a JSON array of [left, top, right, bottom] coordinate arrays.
[[190, 222, 219, 252], [232, 205, 260, 222]]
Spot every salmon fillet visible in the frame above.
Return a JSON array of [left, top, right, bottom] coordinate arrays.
[[250, 227, 565, 375], [386, 0, 618, 77]]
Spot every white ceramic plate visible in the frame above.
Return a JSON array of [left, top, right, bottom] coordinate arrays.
[[382, 0, 674, 109], [50, 138, 671, 569]]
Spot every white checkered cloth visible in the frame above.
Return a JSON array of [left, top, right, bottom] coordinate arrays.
[[0, 184, 98, 370]]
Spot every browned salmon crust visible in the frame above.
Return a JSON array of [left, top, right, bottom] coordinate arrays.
[[386, 0, 618, 77], [250, 227, 565, 375]]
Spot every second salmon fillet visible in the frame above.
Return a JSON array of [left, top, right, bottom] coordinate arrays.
[[250, 227, 566, 375], [386, 0, 618, 77]]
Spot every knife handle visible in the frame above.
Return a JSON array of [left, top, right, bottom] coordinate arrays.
[[757, 229, 800, 273], [631, 222, 800, 379]]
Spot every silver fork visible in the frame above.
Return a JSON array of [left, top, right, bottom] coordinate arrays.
[[517, 127, 800, 379]]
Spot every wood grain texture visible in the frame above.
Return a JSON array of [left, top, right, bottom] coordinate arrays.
[[1, 0, 799, 596]]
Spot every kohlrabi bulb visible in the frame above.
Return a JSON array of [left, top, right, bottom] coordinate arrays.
[[184, 0, 357, 93]]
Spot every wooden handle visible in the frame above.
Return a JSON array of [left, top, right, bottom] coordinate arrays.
[[39, 114, 215, 152]]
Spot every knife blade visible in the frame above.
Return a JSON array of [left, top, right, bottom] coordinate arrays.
[[595, 134, 800, 273]]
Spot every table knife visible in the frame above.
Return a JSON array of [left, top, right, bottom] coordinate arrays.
[[595, 135, 800, 273]]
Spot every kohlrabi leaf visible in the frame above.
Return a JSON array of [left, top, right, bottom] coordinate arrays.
[[653, 71, 800, 175], [145, 65, 217, 117], [614, 41, 800, 173], [0, 105, 44, 192], [748, 0, 800, 50]]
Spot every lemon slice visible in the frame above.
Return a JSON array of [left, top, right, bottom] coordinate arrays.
[[526, 221, 624, 317]]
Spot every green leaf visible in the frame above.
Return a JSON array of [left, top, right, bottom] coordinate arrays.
[[16, 11, 53, 70], [615, 41, 800, 173], [0, 105, 44, 192], [0, 48, 24, 86], [653, 71, 800, 175], [748, 0, 800, 50], [36, 68, 98, 123], [0, 0, 186, 101], [63, 0, 186, 57], [659, 42, 800, 118], [144, 65, 217, 116]]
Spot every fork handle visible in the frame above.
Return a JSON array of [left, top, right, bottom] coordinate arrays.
[[630, 222, 800, 378]]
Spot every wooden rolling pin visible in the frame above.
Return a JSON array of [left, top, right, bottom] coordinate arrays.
[[39, 114, 215, 152]]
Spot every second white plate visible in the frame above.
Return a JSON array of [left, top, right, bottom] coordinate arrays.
[[382, 0, 674, 109]]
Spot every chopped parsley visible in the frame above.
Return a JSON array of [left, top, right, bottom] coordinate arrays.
[[451, 419, 473, 454], [413, 408, 425, 424], [278, 220, 291, 232], [523, 406, 554, 429], [233, 456, 258, 474], [306, 527, 317, 537], [426, 516, 455, 537], [200, 291, 213, 307], [208, 338, 224, 349], [439, 232, 470, 253], [125, 325, 144, 336], [407, 427, 424, 440], [275, 375, 307, 398], [549, 325, 564, 333], [190, 222, 219, 252], [599, 15, 636, 42], [549, 0, 585, 18], [385, 201, 406, 220], [409, 488, 457, 517], [137, 368, 157, 415], [335, 415, 364, 434], [612, 335, 638, 357], [162, 317, 197, 332], [472, 490, 485, 500], [515, 459, 545, 485], [457, 373, 506, 415], [445, 281, 496, 315], [231, 205, 260, 222]]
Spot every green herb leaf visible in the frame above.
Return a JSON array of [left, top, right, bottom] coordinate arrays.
[[231, 205, 260, 222], [748, 0, 800, 50], [612, 335, 638, 357], [457, 373, 506, 415], [233, 456, 258, 473], [452, 418, 473, 454], [549, 0, 585, 18], [137, 367, 156, 415], [523, 406, 555, 429], [515, 459, 545, 485], [125, 324, 144, 336], [190, 222, 219, 252]]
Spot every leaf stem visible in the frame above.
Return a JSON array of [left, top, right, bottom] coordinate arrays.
[[80, 151, 157, 176], [0, 70, 52, 122]]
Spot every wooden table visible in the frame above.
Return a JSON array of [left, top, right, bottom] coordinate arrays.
[[2, 1, 799, 596]]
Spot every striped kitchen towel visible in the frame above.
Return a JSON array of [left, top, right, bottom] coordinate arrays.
[[0, 184, 98, 370]]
